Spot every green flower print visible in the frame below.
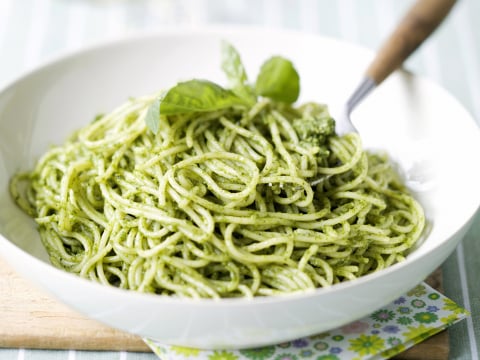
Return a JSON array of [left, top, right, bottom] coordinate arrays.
[[440, 313, 460, 326], [313, 341, 329, 351], [274, 353, 298, 360], [371, 309, 395, 322], [299, 349, 314, 358], [407, 285, 427, 297], [171, 346, 201, 357], [442, 298, 469, 315], [402, 325, 438, 344], [331, 335, 344, 342], [387, 337, 402, 347], [316, 355, 340, 360], [397, 306, 411, 315], [397, 316, 413, 325], [414, 311, 438, 324], [239, 346, 275, 360], [411, 299, 426, 308], [348, 334, 386, 356], [428, 293, 440, 300], [379, 343, 407, 358], [144, 341, 165, 356], [209, 350, 238, 360]]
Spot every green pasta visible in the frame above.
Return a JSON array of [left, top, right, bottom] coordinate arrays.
[[9, 45, 425, 298]]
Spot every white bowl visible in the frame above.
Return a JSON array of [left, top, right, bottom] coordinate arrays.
[[0, 27, 479, 349]]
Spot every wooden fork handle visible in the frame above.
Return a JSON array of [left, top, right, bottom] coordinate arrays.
[[365, 0, 457, 85]]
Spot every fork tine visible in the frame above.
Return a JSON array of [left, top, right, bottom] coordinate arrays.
[[336, 77, 377, 135], [335, 108, 358, 135]]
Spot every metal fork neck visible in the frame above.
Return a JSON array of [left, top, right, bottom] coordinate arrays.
[[346, 77, 377, 115]]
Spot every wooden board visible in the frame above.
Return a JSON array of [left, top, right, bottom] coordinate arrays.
[[0, 258, 448, 358], [0, 257, 149, 352]]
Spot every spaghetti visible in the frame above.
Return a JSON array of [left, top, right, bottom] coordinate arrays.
[[10, 95, 425, 298]]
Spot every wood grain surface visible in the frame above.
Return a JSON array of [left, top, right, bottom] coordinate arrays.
[[0, 258, 447, 358], [0, 257, 149, 352]]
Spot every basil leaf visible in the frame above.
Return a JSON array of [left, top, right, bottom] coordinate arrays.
[[145, 97, 161, 134], [255, 56, 300, 103], [221, 41, 256, 105], [160, 79, 248, 114], [145, 79, 249, 133], [221, 41, 248, 87]]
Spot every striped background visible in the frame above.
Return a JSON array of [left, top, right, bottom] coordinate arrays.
[[0, 0, 479, 359]]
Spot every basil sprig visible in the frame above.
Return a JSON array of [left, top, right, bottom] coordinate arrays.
[[146, 42, 300, 134], [255, 56, 300, 103]]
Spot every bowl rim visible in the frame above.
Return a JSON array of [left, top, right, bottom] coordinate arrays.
[[1, 25, 479, 306]]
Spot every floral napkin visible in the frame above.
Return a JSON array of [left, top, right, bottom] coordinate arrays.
[[145, 283, 469, 360]]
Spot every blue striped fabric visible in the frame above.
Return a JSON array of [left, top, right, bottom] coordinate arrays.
[[0, 1, 479, 359]]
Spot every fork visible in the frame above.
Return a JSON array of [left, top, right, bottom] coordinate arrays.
[[335, 0, 457, 135], [310, 0, 456, 187]]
